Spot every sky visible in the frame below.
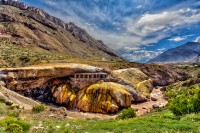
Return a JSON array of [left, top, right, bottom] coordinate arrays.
[[19, 0, 200, 62]]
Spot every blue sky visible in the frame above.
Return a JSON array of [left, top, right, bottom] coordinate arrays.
[[19, 0, 200, 62]]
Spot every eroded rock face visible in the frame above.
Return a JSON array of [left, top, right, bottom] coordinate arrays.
[[112, 68, 154, 101], [51, 80, 77, 109], [50, 81, 133, 113], [77, 82, 132, 113], [33, 80, 132, 114]]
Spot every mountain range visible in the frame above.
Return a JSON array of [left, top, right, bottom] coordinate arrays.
[[0, 0, 123, 61], [148, 42, 200, 63]]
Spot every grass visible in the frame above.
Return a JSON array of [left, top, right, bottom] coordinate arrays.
[[70, 111, 200, 133], [24, 109, 200, 133]]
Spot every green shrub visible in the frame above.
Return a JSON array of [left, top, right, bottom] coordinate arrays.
[[8, 111, 20, 118], [6, 123, 23, 133], [19, 54, 30, 62], [32, 104, 45, 113], [0, 106, 6, 115], [168, 84, 200, 116], [0, 98, 5, 103], [116, 107, 136, 120], [0, 117, 30, 132]]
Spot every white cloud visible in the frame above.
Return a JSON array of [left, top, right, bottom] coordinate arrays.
[[126, 8, 200, 36], [122, 50, 163, 62], [168, 36, 186, 42], [168, 34, 194, 42], [157, 48, 166, 51]]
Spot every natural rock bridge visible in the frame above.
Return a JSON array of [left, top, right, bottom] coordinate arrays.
[[0, 63, 154, 113]]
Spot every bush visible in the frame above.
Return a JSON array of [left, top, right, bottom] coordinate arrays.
[[32, 104, 45, 113], [8, 111, 20, 118], [168, 84, 200, 116], [0, 98, 5, 103], [6, 123, 23, 133], [116, 107, 136, 120], [0, 117, 30, 132], [19, 54, 30, 62]]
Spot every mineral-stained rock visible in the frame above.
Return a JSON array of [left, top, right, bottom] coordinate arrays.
[[77, 82, 132, 114], [51, 80, 77, 109], [112, 68, 154, 101]]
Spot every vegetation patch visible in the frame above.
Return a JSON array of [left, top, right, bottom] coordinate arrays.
[[0, 117, 30, 133], [32, 104, 46, 113], [168, 84, 200, 116], [116, 107, 136, 120]]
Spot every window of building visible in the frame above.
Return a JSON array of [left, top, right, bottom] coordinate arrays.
[[100, 75, 103, 78], [76, 75, 79, 78]]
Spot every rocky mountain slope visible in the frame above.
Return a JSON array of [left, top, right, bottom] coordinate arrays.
[[148, 42, 200, 63], [190, 55, 200, 63], [0, 0, 123, 61]]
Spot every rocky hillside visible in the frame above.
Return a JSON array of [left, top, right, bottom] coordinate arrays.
[[0, 0, 123, 62], [148, 42, 200, 63]]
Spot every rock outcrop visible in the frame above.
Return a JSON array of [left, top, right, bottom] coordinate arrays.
[[1, 63, 105, 90], [141, 65, 190, 86], [112, 68, 154, 101], [77, 82, 132, 113], [0, 13, 15, 22]]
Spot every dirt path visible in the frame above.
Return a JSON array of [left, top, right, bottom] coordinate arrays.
[[132, 88, 168, 116], [0, 86, 39, 109]]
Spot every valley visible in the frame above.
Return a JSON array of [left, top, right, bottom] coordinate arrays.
[[0, 0, 200, 133]]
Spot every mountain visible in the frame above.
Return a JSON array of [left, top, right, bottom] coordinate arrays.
[[0, 0, 123, 62], [190, 54, 200, 63], [148, 42, 200, 63]]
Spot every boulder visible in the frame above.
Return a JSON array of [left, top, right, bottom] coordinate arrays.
[[152, 104, 159, 109], [151, 97, 158, 101], [160, 87, 167, 91]]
